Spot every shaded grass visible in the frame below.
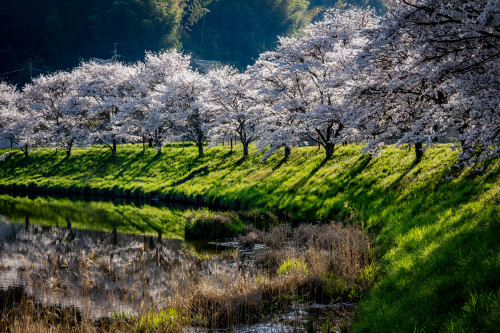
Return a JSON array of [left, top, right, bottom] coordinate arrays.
[[0, 143, 499, 332]]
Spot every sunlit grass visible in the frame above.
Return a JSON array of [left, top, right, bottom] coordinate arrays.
[[0, 143, 499, 332]]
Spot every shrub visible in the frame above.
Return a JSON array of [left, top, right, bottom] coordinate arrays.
[[184, 209, 245, 240], [135, 308, 184, 332]]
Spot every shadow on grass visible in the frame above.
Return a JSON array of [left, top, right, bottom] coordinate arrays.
[[173, 166, 210, 186], [292, 156, 330, 190], [272, 156, 288, 171]]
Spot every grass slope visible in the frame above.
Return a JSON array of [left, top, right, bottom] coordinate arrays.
[[0, 144, 499, 332]]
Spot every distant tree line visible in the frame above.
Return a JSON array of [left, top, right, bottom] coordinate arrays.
[[0, 0, 385, 85], [0, 0, 211, 85]]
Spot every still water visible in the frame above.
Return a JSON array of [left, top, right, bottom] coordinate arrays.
[[0, 193, 203, 318], [0, 194, 349, 332], [0, 193, 190, 238]]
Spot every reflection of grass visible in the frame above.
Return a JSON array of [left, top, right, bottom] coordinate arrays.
[[0, 143, 499, 332], [1, 223, 369, 332], [0, 194, 186, 238]]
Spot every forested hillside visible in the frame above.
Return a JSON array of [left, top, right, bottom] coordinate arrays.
[[0, 0, 384, 85]]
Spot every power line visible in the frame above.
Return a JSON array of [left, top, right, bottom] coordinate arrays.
[[31, 68, 50, 73], [0, 68, 27, 77]]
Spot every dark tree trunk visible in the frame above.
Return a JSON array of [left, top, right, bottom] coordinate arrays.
[[243, 143, 249, 157], [112, 138, 117, 155], [284, 146, 291, 158], [112, 226, 118, 246], [198, 142, 204, 157], [432, 125, 439, 143], [23, 145, 29, 158], [25, 216, 29, 231], [415, 142, 423, 161], [325, 142, 335, 158], [66, 141, 73, 158], [461, 139, 466, 147], [10, 140, 13, 149]]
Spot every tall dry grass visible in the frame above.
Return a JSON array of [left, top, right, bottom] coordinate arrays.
[[1, 222, 373, 332]]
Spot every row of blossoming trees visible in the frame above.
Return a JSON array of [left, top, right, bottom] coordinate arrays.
[[0, 0, 499, 167]]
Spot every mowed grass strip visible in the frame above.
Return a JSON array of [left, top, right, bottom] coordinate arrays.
[[0, 143, 499, 332]]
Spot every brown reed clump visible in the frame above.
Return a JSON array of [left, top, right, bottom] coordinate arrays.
[[160, 222, 373, 330]]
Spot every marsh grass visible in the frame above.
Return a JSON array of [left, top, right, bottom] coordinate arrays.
[[1, 223, 371, 332]]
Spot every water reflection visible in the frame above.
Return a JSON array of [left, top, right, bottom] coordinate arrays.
[[0, 193, 189, 238], [0, 220, 186, 318]]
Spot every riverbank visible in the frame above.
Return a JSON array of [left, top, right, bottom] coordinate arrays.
[[1, 144, 499, 332]]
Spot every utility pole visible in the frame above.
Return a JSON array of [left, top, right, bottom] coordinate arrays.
[[112, 43, 119, 62]]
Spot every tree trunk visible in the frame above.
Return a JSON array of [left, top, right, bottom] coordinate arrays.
[[432, 125, 439, 142], [243, 143, 249, 157], [10, 140, 13, 149], [66, 141, 73, 158], [157, 143, 162, 154], [112, 226, 118, 246], [461, 139, 466, 147], [198, 142, 204, 157], [112, 138, 117, 155], [325, 142, 335, 158], [415, 142, 423, 161], [23, 145, 29, 158], [284, 146, 291, 158]]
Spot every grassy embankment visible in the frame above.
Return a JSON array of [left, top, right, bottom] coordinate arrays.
[[0, 143, 498, 332]]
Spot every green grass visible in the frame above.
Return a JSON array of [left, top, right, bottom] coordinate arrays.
[[277, 258, 309, 276], [0, 143, 499, 332]]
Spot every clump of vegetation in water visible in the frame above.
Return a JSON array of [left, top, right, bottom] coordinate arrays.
[[184, 209, 245, 240]]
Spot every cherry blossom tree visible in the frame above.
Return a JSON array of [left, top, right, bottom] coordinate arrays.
[[145, 66, 212, 156], [355, 0, 500, 164], [120, 50, 191, 147], [251, 7, 380, 158], [0, 81, 47, 158], [8, 87, 47, 158], [22, 71, 82, 157], [70, 61, 136, 155], [205, 67, 261, 156], [0, 82, 20, 150]]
